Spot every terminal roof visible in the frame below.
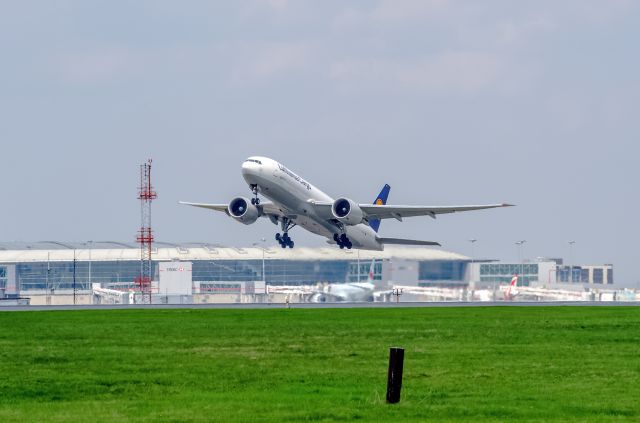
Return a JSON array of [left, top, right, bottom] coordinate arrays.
[[0, 242, 468, 263]]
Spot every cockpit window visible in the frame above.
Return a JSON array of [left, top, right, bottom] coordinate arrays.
[[244, 159, 262, 165]]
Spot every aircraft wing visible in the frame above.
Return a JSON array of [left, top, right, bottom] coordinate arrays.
[[178, 201, 229, 215], [178, 201, 282, 217], [357, 203, 513, 221], [310, 202, 513, 222]]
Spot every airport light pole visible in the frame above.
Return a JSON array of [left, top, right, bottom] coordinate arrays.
[[568, 240, 575, 283], [468, 239, 477, 262], [253, 238, 266, 283], [468, 239, 477, 285], [44, 241, 77, 303], [46, 252, 50, 306], [73, 248, 77, 305], [357, 249, 361, 282], [87, 240, 93, 287], [515, 240, 526, 285]]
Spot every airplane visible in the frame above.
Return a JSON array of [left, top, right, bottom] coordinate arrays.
[[180, 156, 513, 250], [309, 259, 383, 302]]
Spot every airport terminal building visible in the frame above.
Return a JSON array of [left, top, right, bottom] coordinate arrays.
[[0, 242, 615, 304], [0, 242, 467, 299]]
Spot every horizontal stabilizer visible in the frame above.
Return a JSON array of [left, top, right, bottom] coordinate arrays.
[[377, 237, 441, 247]]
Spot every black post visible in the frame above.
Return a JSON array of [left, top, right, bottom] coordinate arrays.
[[386, 347, 404, 404]]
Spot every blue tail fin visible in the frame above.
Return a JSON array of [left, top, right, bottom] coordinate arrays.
[[369, 184, 390, 233]]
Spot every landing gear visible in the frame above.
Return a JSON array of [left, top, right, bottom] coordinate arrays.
[[334, 233, 352, 250], [276, 232, 294, 248], [250, 184, 260, 205], [276, 217, 296, 248]]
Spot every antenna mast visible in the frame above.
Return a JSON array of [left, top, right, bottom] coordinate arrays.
[[135, 159, 157, 303]]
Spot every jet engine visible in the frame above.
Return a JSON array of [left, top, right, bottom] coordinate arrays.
[[332, 197, 364, 225], [228, 197, 260, 225]]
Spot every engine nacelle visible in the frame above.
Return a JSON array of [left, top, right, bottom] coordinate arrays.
[[228, 197, 260, 225], [332, 197, 364, 225]]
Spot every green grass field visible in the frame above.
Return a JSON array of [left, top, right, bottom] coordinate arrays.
[[0, 306, 638, 422]]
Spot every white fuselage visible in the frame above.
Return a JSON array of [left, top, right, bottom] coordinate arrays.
[[241, 156, 383, 250], [317, 282, 375, 302]]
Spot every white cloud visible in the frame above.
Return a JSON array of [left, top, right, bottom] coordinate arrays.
[[333, 0, 452, 28], [370, 0, 451, 22], [229, 42, 311, 83], [567, 0, 636, 24], [330, 51, 501, 94], [496, 16, 556, 46]]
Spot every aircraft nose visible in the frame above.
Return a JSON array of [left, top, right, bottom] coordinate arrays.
[[241, 159, 263, 182], [242, 160, 257, 176]]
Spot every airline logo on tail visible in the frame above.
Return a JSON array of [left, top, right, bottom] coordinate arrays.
[[367, 259, 376, 283], [506, 274, 518, 300], [510, 275, 518, 286], [369, 184, 391, 233]]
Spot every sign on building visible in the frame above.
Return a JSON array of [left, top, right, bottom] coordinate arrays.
[[158, 261, 193, 296]]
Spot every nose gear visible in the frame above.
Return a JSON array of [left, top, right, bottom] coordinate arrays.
[[250, 184, 260, 205]]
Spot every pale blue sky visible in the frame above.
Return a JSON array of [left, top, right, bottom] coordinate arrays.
[[1, 1, 638, 285]]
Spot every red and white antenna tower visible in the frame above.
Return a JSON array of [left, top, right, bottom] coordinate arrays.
[[135, 159, 157, 304]]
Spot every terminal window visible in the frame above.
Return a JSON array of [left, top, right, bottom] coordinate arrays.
[[593, 268, 603, 284], [348, 260, 382, 282], [419, 261, 465, 281], [0, 266, 6, 289], [480, 263, 539, 286]]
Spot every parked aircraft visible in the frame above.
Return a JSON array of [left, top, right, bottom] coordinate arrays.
[[504, 274, 519, 300], [180, 156, 512, 250], [309, 259, 385, 302]]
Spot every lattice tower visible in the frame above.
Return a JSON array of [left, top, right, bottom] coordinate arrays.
[[134, 159, 157, 304]]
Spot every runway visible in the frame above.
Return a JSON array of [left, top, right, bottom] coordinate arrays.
[[0, 301, 638, 312]]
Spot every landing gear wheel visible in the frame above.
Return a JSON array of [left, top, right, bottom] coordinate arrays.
[[276, 217, 297, 248], [250, 185, 260, 205], [336, 233, 352, 249], [277, 232, 295, 248]]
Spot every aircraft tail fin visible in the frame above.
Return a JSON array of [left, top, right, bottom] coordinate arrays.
[[369, 184, 391, 233], [506, 274, 519, 300], [366, 259, 376, 283], [510, 274, 518, 287]]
